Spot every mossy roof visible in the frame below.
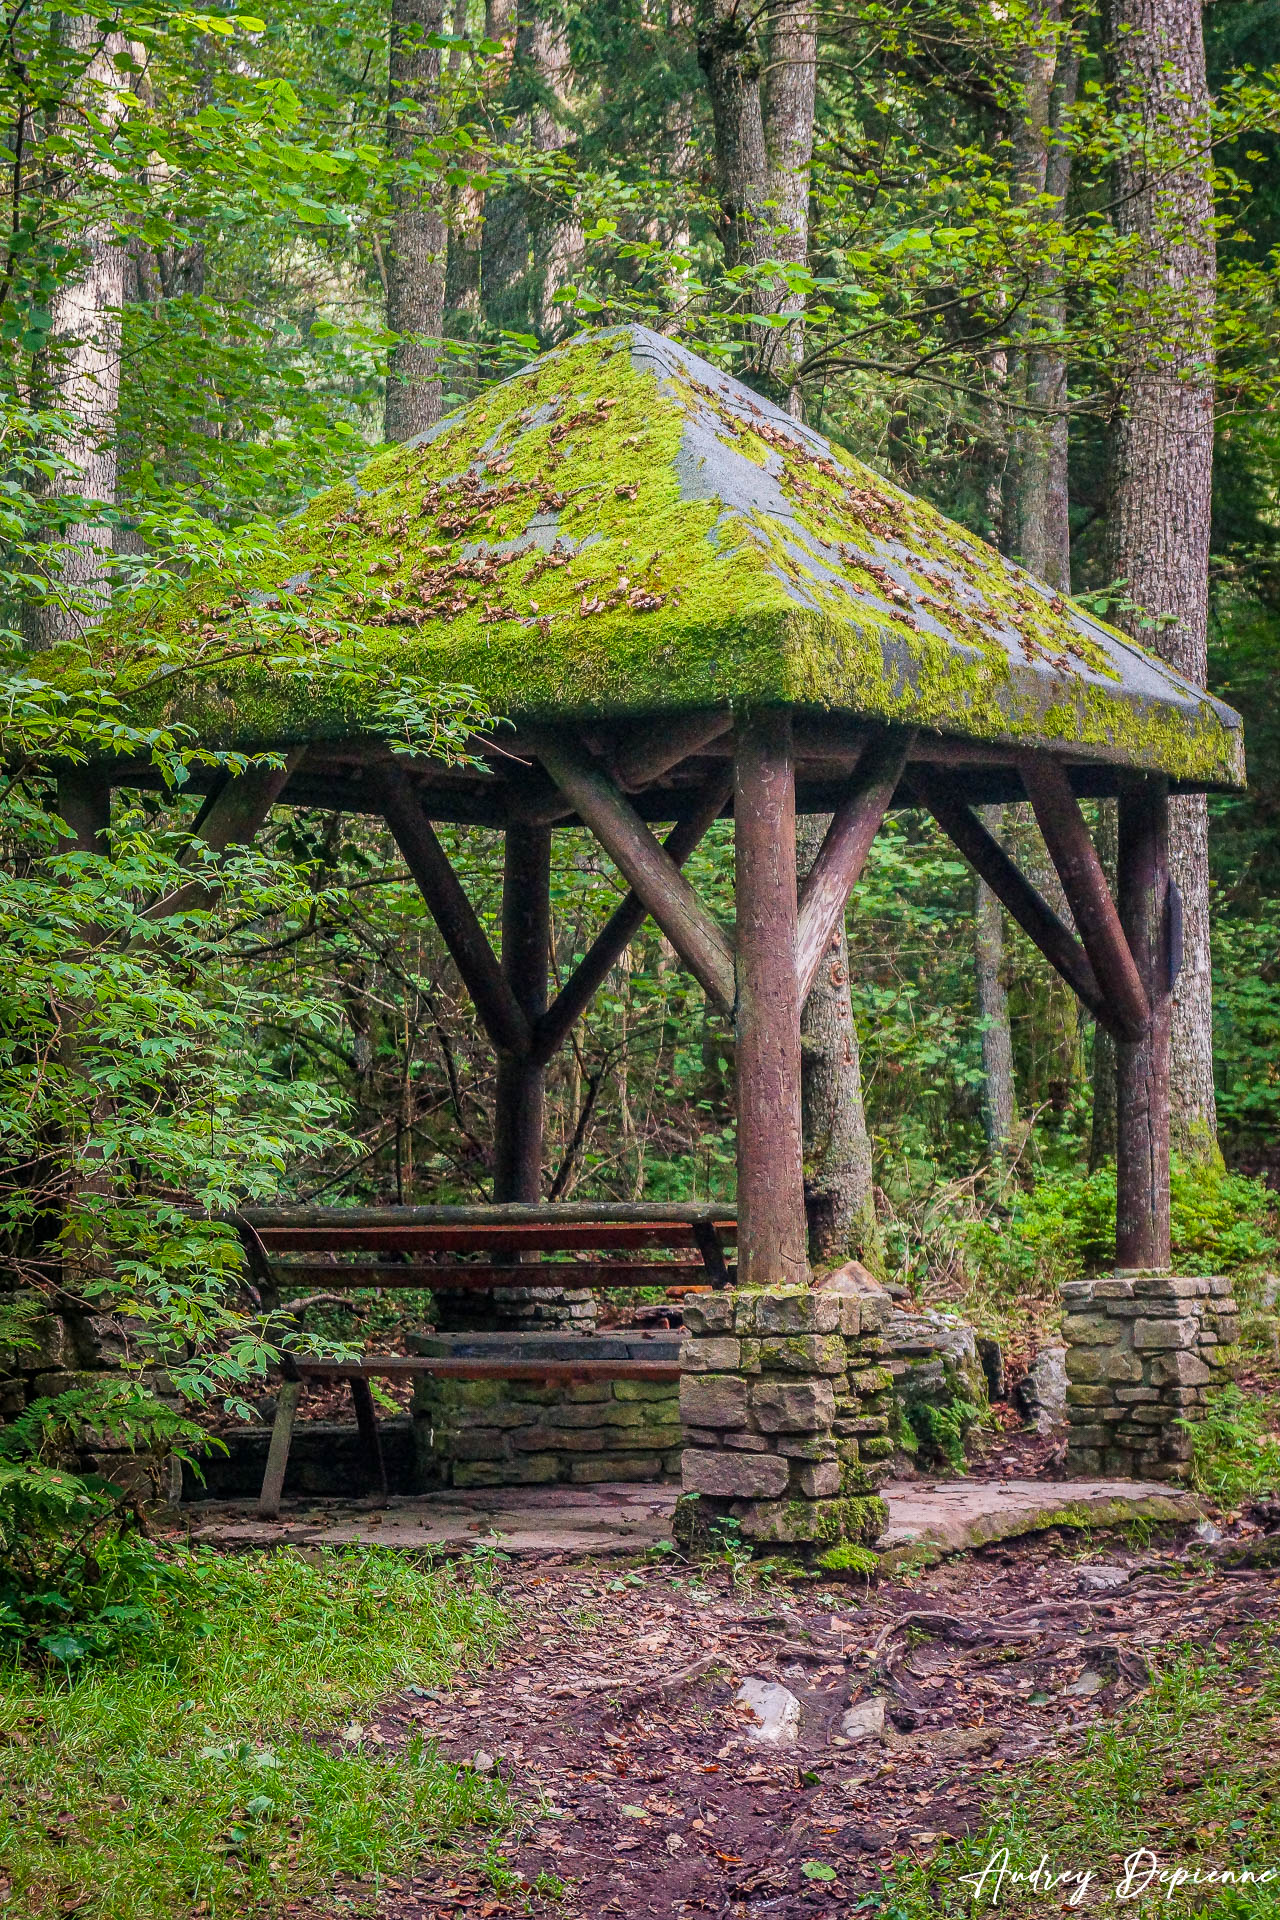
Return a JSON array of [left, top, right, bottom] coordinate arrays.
[[109, 325, 1244, 788]]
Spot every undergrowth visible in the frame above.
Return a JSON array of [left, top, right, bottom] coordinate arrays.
[[1183, 1386, 1280, 1508], [0, 1547, 510, 1918]]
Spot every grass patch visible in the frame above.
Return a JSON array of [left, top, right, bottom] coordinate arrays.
[[0, 1547, 511, 1918], [869, 1633, 1280, 1915]]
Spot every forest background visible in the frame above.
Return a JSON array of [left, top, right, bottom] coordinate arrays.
[[4, 0, 1280, 1495]]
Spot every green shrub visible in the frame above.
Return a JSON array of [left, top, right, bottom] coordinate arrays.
[[962, 1159, 1277, 1300], [1183, 1386, 1280, 1507], [0, 1462, 194, 1667]]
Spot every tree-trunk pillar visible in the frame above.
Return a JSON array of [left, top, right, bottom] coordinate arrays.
[[493, 822, 551, 1202], [734, 709, 807, 1288], [1115, 778, 1172, 1270]]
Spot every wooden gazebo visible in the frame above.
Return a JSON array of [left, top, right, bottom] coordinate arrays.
[[68, 325, 1245, 1285]]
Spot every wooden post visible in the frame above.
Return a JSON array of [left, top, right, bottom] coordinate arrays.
[[56, 768, 111, 855], [734, 709, 807, 1289], [1116, 778, 1172, 1270], [494, 822, 551, 1202]]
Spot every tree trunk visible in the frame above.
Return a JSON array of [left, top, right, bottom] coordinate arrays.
[[25, 22, 128, 648], [764, 0, 815, 410], [1089, 799, 1119, 1166], [797, 814, 876, 1263], [385, 0, 447, 443], [695, 0, 768, 277], [1102, 0, 1217, 1160], [480, 5, 577, 339], [975, 807, 1017, 1153]]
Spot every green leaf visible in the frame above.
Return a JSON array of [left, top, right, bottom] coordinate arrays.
[[802, 1861, 837, 1881]]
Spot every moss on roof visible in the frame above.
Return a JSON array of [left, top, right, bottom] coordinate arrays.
[[97, 325, 1244, 787]]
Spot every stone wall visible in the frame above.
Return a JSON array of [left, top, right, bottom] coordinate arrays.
[[0, 1292, 182, 1500], [411, 1331, 681, 1487], [1063, 1273, 1237, 1480], [676, 1287, 889, 1551]]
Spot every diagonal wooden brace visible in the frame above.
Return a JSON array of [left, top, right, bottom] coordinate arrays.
[[533, 770, 733, 1066], [611, 709, 732, 791], [532, 732, 737, 1020], [795, 729, 912, 1005], [1019, 754, 1150, 1042], [139, 748, 307, 926], [911, 767, 1122, 1036], [373, 763, 532, 1056]]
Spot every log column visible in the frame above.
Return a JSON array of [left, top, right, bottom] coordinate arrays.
[[494, 823, 551, 1202], [1116, 777, 1172, 1270], [733, 710, 808, 1289]]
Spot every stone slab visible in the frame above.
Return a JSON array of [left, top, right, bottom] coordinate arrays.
[[875, 1477, 1201, 1564], [185, 1475, 1202, 1563]]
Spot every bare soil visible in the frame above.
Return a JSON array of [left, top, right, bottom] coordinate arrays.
[[284, 1520, 1280, 1919]]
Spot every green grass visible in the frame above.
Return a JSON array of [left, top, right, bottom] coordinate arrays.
[[867, 1634, 1280, 1916], [0, 1547, 511, 1918]]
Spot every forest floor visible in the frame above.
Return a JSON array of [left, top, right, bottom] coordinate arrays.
[[280, 1510, 1280, 1920]]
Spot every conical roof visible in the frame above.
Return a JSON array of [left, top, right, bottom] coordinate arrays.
[[111, 325, 1243, 788]]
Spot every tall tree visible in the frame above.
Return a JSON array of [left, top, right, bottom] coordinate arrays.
[[480, 3, 577, 339], [25, 22, 129, 648], [385, 0, 448, 442], [1102, 0, 1218, 1158], [763, 0, 815, 413]]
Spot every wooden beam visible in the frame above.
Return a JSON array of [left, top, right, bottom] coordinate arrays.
[[734, 708, 807, 1288], [612, 709, 732, 791], [1020, 754, 1149, 1042], [372, 763, 531, 1055], [139, 750, 306, 925], [795, 730, 912, 1004], [262, 1260, 714, 1288], [1115, 778, 1172, 1270], [56, 767, 111, 855], [493, 822, 550, 1201], [532, 732, 736, 1019], [532, 772, 733, 1066], [911, 768, 1119, 1034]]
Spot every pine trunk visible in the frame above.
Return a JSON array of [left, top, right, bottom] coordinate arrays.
[[975, 808, 1017, 1152], [764, 0, 816, 408], [797, 815, 876, 1263], [1102, 0, 1217, 1159], [25, 23, 128, 648], [385, 0, 447, 442], [695, 0, 768, 276]]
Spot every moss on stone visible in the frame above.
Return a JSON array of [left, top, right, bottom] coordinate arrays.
[[815, 1541, 880, 1577], [66, 327, 1244, 786]]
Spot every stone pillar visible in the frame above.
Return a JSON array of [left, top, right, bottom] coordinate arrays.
[[1063, 1273, 1237, 1480], [675, 1286, 886, 1553]]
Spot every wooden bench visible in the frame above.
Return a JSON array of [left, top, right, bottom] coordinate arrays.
[[235, 1200, 736, 1298], [235, 1203, 734, 1518]]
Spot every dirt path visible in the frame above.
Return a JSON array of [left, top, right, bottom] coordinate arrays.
[[291, 1521, 1279, 1919]]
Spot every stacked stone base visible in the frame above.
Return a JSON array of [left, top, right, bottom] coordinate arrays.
[[677, 1287, 888, 1548], [0, 1290, 182, 1500], [1063, 1273, 1237, 1480], [410, 1332, 680, 1487], [430, 1284, 597, 1333]]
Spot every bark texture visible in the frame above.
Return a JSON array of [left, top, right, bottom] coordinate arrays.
[[1102, 0, 1217, 1157], [385, 0, 447, 442], [1001, 1, 1078, 592], [975, 807, 1017, 1152], [764, 0, 815, 407], [797, 814, 876, 1261], [696, 0, 768, 275], [25, 22, 128, 648], [480, 5, 578, 338]]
